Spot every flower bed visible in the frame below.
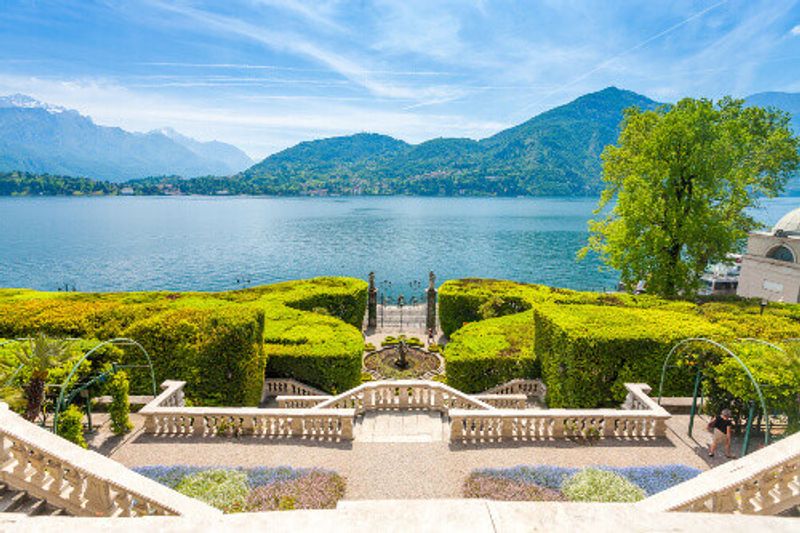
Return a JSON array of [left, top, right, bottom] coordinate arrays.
[[134, 465, 346, 513], [463, 465, 700, 502]]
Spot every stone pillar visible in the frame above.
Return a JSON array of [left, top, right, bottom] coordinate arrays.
[[426, 271, 437, 333], [367, 272, 378, 329]]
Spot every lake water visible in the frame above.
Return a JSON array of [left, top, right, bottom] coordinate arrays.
[[0, 196, 797, 299]]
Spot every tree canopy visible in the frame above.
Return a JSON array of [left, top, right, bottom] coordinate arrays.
[[582, 97, 800, 298]]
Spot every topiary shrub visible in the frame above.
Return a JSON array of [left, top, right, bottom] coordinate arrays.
[[175, 469, 250, 512], [444, 311, 538, 393], [533, 304, 729, 407], [562, 469, 645, 502], [109, 370, 133, 435], [58, 404, 87, 448]]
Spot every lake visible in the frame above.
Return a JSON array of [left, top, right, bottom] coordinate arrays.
[[0, 196, 797, 299]]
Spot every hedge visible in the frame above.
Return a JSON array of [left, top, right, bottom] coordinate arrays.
[[444, 310, 538, 393], [0, 277, 367, 405], [533, 304, 729, 407], [440, 278, 800, 407]]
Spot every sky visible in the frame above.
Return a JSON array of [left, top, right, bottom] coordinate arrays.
[[0, 0, 799, 160]]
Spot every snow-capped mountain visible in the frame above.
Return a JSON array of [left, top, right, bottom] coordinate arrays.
[[0, 95, 252, 181]]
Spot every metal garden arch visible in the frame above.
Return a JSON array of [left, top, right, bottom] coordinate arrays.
[[657, 337, 770, 455]]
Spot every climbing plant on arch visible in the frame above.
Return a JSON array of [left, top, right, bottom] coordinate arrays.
[[1, 336, 155, 436], [657, 337, 772, 455], [51, 338, 156, 435]]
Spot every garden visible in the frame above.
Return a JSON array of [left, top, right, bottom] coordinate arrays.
[[133, 465, 346, 512], [463, 464, 701, 503], [439, 279, 800, 435]]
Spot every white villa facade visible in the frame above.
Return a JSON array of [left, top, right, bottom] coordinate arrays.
[[737, 207, 800, 303]]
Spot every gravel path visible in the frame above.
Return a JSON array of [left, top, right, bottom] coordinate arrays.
[[104, 414, 714, 500]]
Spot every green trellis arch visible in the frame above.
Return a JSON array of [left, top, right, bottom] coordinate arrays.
[[0, 337, 155, 434], [52, 338, 156, 434], [657, 337, 771, 453]]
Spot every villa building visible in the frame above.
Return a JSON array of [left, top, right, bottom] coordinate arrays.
[[737, 207, 800, 303]]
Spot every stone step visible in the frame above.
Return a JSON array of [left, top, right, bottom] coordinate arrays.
[[0, 483, 69, 516], [354, 412, 449, 442]]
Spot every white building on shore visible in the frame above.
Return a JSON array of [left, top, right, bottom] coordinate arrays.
[[737, 206, 800, 303]]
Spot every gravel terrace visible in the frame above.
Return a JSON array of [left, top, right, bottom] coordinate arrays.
[[98, 413, 724, 500]]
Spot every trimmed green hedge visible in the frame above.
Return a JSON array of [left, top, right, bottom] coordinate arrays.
[[440, 278, 800, 405], [533, 304, 728, 407], [0, 277, 367, 405], [444, 310, 538, 393]]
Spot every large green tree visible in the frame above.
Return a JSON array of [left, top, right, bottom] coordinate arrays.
[[582, 97, 800, 297]]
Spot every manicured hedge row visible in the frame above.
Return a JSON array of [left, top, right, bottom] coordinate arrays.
[[262, 305, 363, 393], [533, 304, 729, 407], [440, 278, 800, 406], [0, 277, 367, 405], [444, 310, 538, 393]]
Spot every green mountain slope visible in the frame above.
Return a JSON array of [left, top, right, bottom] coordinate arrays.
[[240, 87, 661, 196]]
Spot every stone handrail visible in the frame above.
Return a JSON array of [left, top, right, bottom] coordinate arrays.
[[472, 394, 528, 409], [451, 383, 670, 442], [140, 406, 355, 439], [481, 379, 547, 399], [640, 431, 800, 515], [0, 403, 220, 518], [311, 380, 497, 414], [262, 378, 326, 402], [140, 381, 354, 440], [276, 395, 330, 408]]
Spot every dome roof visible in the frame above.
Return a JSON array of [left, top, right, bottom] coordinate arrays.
[[772, 207, 800, 236]]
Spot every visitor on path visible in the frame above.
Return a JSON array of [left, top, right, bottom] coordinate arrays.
[[708, 409, 735, 459], [427, 328, 434, 345]]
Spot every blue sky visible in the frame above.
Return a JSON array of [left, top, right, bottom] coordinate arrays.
[[1, 0, 799, 159]]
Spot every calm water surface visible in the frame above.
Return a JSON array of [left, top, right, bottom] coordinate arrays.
[[0, 196, 797, 297]]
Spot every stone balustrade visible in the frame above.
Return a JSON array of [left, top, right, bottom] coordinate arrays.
[[451, 384, 670, 443], [0, 403, 220, 518], [276, 395, 330, 408], [140, 382, 354, 440], [311, 380, 496, 414], [640, 431, 800, 515], [261, 378, 326, 402], [472, 394, 528, 409], [480, 378, 547, 399]]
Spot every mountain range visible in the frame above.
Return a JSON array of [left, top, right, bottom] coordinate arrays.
[[0, 94, 252, 181], [0, 88, 798, 195]]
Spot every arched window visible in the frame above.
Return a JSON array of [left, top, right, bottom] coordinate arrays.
[[766, 245, 795, 263]]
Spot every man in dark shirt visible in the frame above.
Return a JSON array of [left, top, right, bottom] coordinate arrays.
[[708, 408, 735, 458]]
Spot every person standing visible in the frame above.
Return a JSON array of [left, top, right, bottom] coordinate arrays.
[[708, 409, 735, 458]]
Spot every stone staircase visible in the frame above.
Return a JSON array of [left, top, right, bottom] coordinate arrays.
[[0, 483, 68, 517]]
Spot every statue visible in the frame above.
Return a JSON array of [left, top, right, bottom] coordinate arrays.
[[396, 338, 409, 370]]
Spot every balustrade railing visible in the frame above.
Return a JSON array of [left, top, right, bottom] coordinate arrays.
[[262, 378, 327, 402], [472, 394, 528, 409], [0, 403, 219, 518], [480, 379, 547, 399], [276, 396, 330, 408], [450, 384, 670, 443], [140, 381, 353, 440], [640, 431, 800, 515], [311, 380, 496, 414]]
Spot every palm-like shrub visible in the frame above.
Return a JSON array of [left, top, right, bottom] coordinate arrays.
[[15, 334, 71, 421]]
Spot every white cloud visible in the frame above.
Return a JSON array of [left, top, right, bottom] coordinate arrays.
[[791, 24, 800, 36]]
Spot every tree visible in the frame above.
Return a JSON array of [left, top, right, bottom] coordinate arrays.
[[15, 334, 71, 421], [581, 97, 800, 297]]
